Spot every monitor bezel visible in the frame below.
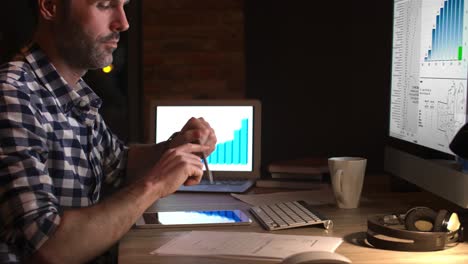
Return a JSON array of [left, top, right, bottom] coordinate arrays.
[[386, 135, 455, 161], [148, 99, 262, 180]]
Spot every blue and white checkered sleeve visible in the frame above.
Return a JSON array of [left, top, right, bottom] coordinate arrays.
[[96, 115, 129, 187], [0, 83, 61, 258]]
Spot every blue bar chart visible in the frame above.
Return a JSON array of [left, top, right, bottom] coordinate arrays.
[[207, 119, 248, 165], [425, 0, 464, 61]]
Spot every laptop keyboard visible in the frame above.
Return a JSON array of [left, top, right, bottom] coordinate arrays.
[[250, 200, 333, 231], [198, 179, 247, 185], [177, 179, 254, 193]]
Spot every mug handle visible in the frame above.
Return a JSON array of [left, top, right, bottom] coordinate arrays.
[[332, 169, 344, 195]]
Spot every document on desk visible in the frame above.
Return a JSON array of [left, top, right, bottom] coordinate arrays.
[[151, 231, 342, 260]]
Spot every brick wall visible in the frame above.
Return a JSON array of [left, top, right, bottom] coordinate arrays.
[[141, 0, 245, 142]]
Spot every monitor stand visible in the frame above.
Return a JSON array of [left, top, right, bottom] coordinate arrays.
[[384, 146, 468, 209]]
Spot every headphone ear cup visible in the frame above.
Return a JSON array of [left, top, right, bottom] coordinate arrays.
[[433, 209, 448, 232], [405, 207, 438, 232]]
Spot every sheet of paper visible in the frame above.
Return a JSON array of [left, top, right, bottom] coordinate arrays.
[[151, 231, 342, 260], [231, 190, 335, 206]]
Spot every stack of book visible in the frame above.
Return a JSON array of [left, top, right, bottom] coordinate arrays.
[[256, 157, 329, 189]]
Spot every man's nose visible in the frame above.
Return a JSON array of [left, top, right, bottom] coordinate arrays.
[[111, 5, 130, 32]]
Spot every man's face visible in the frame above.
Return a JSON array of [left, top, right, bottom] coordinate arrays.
[[52, 0, 130, 70]]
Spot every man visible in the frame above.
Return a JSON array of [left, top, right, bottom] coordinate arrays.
[[0, 0, 217, 263]]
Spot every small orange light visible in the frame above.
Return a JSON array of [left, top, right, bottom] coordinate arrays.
[[102, 64, 113, 73]]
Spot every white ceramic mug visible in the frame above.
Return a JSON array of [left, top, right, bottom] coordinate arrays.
[[328, 157, 367, 209]]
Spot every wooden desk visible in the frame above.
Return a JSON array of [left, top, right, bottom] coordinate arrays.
[[118, 176, 468, 264]]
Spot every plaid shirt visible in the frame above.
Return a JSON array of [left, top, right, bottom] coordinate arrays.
[[0, 44, 128, 263]]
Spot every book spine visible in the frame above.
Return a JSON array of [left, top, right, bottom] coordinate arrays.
[[255, 180, 327, 189]]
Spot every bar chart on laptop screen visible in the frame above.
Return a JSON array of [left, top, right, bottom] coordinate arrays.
[[155, 106, 254, 171]]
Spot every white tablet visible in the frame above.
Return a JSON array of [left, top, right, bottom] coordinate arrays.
[[135, 209, 253, 228]]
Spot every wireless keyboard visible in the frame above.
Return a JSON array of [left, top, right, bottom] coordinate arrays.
[[250, 200, 333, 231]]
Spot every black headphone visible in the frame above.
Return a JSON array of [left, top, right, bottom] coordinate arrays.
[[366, 207, 463, 251]]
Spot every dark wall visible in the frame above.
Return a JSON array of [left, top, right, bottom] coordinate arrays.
[[0, 2, 36, 63], [245, 0, 393, 172]]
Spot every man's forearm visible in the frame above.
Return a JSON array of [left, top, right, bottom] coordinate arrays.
[[30, 180, 162, 264], [32, 143, 168, 263], [126, 142, 166, 182]]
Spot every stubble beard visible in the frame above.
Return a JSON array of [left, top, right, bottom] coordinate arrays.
[[53, 16, 116, 70]]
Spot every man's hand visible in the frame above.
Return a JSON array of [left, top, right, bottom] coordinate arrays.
[[167, 117, 217, 156], [143, 143, 211, 198]]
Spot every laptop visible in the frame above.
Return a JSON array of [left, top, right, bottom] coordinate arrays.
[[149, 99, 262, 193]]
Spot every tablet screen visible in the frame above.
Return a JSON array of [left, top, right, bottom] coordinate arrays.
[[136, 210, 252, 227]]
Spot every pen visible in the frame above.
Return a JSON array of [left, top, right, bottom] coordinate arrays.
[[194, 139, 214, 184], [201, 153, 214, 184]]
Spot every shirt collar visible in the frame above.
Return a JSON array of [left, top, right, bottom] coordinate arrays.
[[23, 44, 102, 115]]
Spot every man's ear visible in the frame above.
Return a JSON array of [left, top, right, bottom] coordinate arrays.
[[38, 0, 59, 21]]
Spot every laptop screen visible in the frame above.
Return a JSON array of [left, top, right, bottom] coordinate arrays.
[[150, 100, 261, 179]]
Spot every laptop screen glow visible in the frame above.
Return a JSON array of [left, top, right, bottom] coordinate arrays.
[[155, 106, 254, 172]]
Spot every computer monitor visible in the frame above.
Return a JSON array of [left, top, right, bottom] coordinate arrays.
[[385, 0, 468, 208], [148, 99, 262, 181]]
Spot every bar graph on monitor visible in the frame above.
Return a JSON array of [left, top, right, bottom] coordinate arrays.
[[424, 0, 464, 62]]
